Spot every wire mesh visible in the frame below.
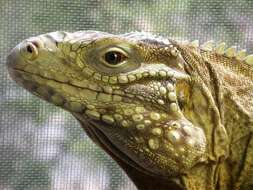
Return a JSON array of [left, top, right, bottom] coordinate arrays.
[[1, 0, 253, 189]]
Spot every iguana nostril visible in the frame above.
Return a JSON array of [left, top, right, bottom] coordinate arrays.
[[20, 42, 39, 60], [26, 45, 33, 53]]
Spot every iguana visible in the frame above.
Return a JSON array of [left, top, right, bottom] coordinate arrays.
[[6, 31, 253, 190]]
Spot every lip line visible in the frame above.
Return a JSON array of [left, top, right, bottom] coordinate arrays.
[[11, 68, 139, 101], [11, 68, 175, 112]]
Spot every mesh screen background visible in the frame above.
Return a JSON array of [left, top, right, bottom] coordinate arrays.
[[1, 1, 253, 190]]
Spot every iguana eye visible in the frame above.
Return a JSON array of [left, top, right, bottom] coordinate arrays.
[[102, 49, 127, 67], [89, 44, 139, 74]]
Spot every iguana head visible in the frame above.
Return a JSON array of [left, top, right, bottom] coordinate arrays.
[[7, 31, 207, 178]]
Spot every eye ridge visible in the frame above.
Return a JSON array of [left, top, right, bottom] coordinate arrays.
[[104, 51, 127, 65]]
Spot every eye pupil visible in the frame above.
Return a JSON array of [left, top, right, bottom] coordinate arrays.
[[105, 51, 125, 65]]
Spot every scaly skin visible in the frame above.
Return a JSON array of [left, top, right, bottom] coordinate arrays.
[[6, 31, 253, 190]]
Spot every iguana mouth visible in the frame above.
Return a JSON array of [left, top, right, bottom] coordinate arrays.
[[9, 67, 176, 113]]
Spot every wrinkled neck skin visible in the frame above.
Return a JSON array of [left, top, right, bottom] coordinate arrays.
[[177, 45, 253, 190], [210, 57, 253, 190], [163, 44, 228, 190]]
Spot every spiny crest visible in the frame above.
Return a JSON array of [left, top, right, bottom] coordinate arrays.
[[188, 40, 253, 65]]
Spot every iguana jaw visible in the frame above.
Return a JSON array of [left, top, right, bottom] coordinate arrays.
[[77, 118, 184, 190], [7, 31, 207, 180]]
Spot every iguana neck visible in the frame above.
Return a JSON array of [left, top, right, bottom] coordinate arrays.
[[178, 54, 253, 190], [204, 49, 253, 189]]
